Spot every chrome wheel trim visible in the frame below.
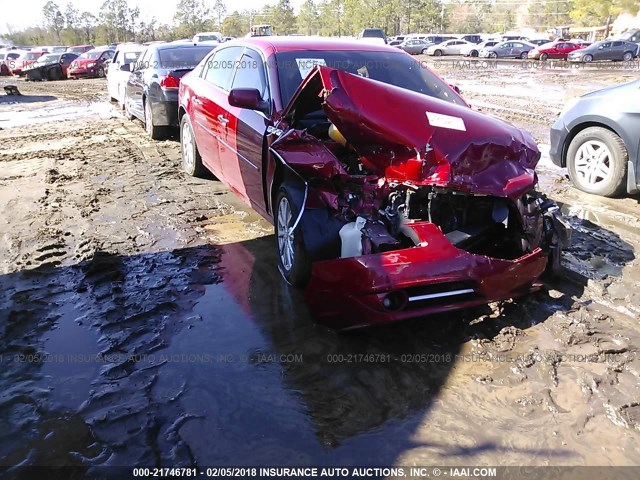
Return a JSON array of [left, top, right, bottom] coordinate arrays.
[[574, 140, 612, 187], [277, 197, 294, 272], [182, 121, 195, 172]]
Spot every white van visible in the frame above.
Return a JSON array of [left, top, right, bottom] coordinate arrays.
[[107, 43, 144, 109]]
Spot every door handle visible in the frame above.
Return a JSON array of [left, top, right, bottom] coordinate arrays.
[[217, 114, 229, 125], [192, 97, 202, 105]]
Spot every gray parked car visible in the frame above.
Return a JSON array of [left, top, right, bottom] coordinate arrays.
[[567, 40, 639, 62], [480, 41, 535, 59], [550, 80, 640, 196], [397, 38, 433, 55]]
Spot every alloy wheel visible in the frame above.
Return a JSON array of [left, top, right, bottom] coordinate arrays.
[[574, 140, 612, 187], [277, 197, 294, 272]]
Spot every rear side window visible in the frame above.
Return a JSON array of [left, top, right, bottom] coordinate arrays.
[[203, 46, 242, 90], [158, 46, 214, 69]]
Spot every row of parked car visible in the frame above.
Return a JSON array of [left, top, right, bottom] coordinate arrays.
[[0, 44, 117, 80], [394, 35, 640, 62]]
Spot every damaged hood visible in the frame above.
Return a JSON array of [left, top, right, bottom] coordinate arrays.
[[282, 66, 540, 198]]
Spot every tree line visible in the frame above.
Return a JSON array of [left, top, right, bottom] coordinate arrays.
[[4, 0, 639, 47]]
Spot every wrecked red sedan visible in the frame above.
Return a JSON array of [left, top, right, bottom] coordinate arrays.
[[178, 37, 569, 329]]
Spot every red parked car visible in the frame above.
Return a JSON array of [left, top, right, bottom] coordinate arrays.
[[528, 40, 584, 60], [67, 48, 114, 78], [11, 50, 45, 75], [67, 44, 95, 55], [177, 37, 570, 329]]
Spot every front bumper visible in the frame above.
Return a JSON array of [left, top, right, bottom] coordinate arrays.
[[305, 221, 550, 329], [549, 118, 568, 167], [68, 67, 97, 78]]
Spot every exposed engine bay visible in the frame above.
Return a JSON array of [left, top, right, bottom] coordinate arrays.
[[270, 65, 569, 276]]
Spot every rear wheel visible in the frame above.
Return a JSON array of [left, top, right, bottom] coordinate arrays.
[[144, 98, 165, 140], [470, 50, 478, 57], [622, 51, 633, 61], [567, 127, 627, 197], [124, 97, 135, 120], [180, 115, 206, 177], [275, 188, 311, 286]]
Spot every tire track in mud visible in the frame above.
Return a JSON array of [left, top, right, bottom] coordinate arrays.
[[0, 107, 271, 468]]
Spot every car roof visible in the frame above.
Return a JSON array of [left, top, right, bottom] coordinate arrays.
[[228, 36, 399, 54], [151, 42, 216, 51]]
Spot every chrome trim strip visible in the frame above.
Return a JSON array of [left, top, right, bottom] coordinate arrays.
[[217, 136, 259, 170], [408, 288, 475, 302]]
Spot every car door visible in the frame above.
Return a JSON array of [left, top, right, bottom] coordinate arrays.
[[127, 48, 150, 119], [595, 42, 610, 60], [60, 53, 74, 76], [190, 46, 244, 179], [448, 41, 463, 55], [611, 41, 624, 60], [216, 48, 271, 213]]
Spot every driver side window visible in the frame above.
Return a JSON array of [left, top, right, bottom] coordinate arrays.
[[203, 46, 243, 91], [230, 52, 270, 103]]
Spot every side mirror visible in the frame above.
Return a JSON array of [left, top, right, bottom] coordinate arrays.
[[228, 88, 269, 113], [121, 63, 131, 71]]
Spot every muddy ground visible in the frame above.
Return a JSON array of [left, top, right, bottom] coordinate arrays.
[[0, 59, 639, 476]]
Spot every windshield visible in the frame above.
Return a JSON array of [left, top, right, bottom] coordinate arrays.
[[158, 46, 215, 69], [79, 51, 102, 60], [23, 52, 41, 60], [37, 54, 60, 63], [274, 50, 465, 108]]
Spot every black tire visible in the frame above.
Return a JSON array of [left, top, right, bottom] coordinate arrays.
[[566, 126, 627, 197], [421, 48, 429, 55], [519, 51, 528, 59], [622, 51, 633, 62], [124, 97, 135, 120], [97, 66, 105, 78], [180, 114, 207, 177], [583, 54, 593, 63], [275, 187, 311, 287], [144, 98, 165, 140], [540, 53, 548, 61], [47, 67, 61, 81], [470, 50, 478, 57], [433, 49, 443, 56], [489, 52, 497, 58]]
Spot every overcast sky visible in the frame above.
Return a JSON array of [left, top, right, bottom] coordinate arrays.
[[1, 0, 305, 34]]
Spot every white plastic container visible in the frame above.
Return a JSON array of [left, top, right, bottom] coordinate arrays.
[[339, 217, 366, 258]]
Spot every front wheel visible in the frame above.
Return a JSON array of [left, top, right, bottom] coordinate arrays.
[[567, 127, 627, 197], [97, 66, 105, 78], [470, 50, 478, 57], [583, 54, 593, 63], [433, 49, 443, 56], [519, 51, 528, 59], [180, 115, 206, 177], [540, 53, 548, 61], [275, 188, 311, 286], [489, 52, 497, 58], [421, 48, 429, 55]]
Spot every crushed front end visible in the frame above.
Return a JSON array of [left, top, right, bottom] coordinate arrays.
[[272, 66, 570, 329]]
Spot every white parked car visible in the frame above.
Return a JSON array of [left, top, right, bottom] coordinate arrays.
[[425, 39, 474, 56], [192, 32, 222, 43], [460, 40, 499, 57], [107, 43, 143, 109]]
